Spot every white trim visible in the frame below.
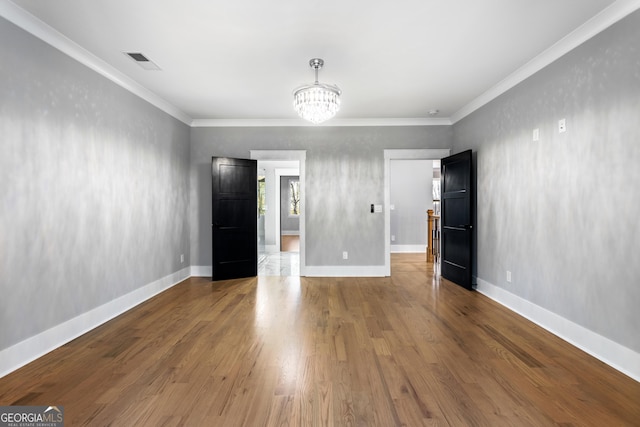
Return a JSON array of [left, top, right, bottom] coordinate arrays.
[[4, 0, 638, 129], [191, 118, 452, 127], [190, 265, 212, 277], [0, 0, 192, 125], [304, 265, 387, 277], [251, 150, 306, 276], [391, 245, 426, 253], [281, 231, 300, 236], [0, 267, 190, 379], [476, 278, 640, 383], [451, 0, 640, 123], [384, 149, 451, 276]]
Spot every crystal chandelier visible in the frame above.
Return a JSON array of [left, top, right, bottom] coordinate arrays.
[[293, 58, 341, 124]]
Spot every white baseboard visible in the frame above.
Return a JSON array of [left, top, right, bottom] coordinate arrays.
[[391, 244, 426, 253], [0, 267, 191, 379], [190, 265, 212, 277], [476, 278, 640, 382], [281, 231, 300, 236], [304, 265, 387, 277]]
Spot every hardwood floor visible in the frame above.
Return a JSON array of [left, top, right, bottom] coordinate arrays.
[[281, 235, 300, 252], [1, 254, 638, 426]]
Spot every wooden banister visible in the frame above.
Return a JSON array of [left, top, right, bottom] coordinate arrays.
[[427, 209, 434, 262], [427, 209, 440, 263]]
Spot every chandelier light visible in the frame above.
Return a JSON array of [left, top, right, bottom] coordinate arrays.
[[293, 58, 341, 124]]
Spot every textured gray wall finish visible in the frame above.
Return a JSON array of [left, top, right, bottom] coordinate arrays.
[[190, 126, 452, 267], [6, 2, 637, 374], [390, 160, 432, 246], [452, 10, 640, 353], [0, 17, 191, 351]]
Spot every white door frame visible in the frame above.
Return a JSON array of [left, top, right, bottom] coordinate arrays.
[[384, 149, 450, 276]]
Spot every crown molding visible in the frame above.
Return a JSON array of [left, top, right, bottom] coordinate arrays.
[[190, 117, 452, 127], [0, 2, 448, 130], [5, 0, 637, 128], [450, 0, 640, 124], [0, 0, 192, 125]]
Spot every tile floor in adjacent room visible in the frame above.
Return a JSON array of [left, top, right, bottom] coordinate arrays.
[[258, 251, 300, 276], [258, 235, 300, 276]]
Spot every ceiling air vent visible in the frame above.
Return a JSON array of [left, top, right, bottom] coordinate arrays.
[[124, 52, 161, 70]]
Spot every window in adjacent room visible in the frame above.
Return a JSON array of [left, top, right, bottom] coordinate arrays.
[[258, 175, 266, 215], [289, 178, 300, 216]]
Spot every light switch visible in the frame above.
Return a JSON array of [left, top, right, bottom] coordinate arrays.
[[374, 204, 383, 213]]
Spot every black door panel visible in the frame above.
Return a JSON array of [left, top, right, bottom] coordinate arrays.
[[212, 157, 257, 281], [441, 150, 474, 290]]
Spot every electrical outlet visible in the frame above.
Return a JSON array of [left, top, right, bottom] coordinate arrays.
[[558, 118, 566, 133], [180, 254, 184, 263], [506, 270, 512, 283], [533, 128, 539, 141], [343, 251, 348, 260], [391, 235, 395, 241]]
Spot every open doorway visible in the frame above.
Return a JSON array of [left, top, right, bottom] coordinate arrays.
[[383, 149, 450, 276], [252, 150, 306, 277], [389, 159, 435, 254], [280, 174, 300, 253]]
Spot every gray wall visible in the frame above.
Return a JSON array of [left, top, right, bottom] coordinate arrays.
[[390, 160, 432, 247], [190, 126, 452, 267], [0, 17, 191, 351], [280, 176, 300, 234], [452, 10, 640, 353]]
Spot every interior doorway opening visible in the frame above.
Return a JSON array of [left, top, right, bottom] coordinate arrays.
[[383, 149, 450, 276], [389, 159, 439, 254], [252, 150, 306, 277]]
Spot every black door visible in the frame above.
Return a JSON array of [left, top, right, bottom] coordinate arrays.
[[212, 157, 257, 280], [441, 150, 474, 290]]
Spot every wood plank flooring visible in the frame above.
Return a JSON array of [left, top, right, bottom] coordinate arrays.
[[281, 235, 300, 252], [1, 254, 639, 425]]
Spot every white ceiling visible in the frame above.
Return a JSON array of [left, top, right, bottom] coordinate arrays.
[[3, 0, 638, 125]]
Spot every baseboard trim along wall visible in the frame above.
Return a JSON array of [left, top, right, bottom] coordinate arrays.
[[0, 267, 191, 378], [194, 264, 387, 278], [476, 278, 640, 383], [193, 265, 388, 278], [390, 245, 427, 253], [304, 265, 387, 277], [190, 265, 213, 277]]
